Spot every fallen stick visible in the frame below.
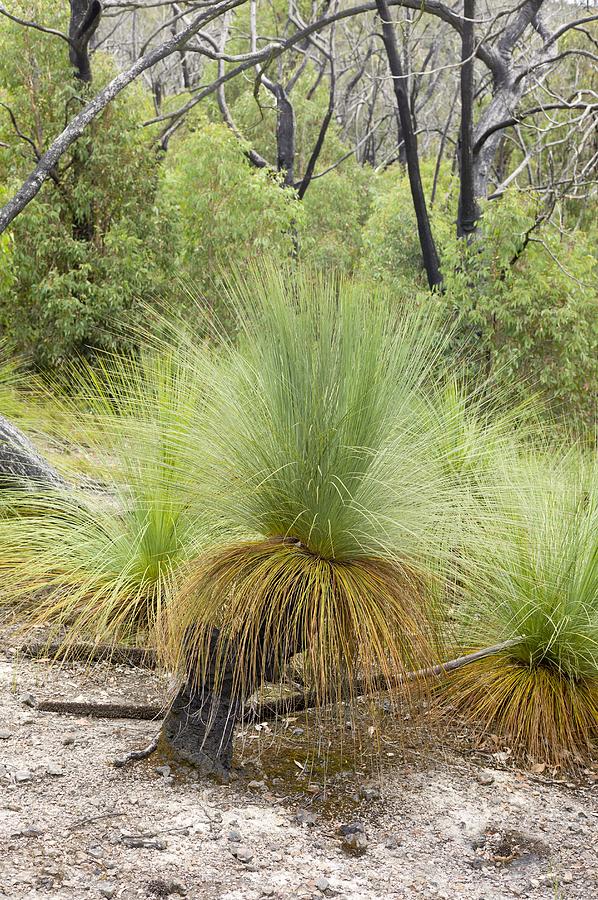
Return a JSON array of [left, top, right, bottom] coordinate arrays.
[[17, 641, 157, 669], [31, 638, 521, 723]]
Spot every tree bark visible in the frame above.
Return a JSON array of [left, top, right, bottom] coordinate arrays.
[[69, 0, 103, 83], [160, 627, 240, 779], [457, 0, 478, 237], [375, 0, 443, 289]]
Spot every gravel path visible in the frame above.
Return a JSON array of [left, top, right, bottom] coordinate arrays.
[[1, 647, 596, 900]]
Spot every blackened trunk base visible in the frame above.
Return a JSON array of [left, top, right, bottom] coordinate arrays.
[[160, 679, 239, 782]]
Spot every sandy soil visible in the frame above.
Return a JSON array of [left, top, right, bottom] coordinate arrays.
[[1, 643, 596, 900]]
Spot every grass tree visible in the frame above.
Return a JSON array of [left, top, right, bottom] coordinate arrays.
[[151, 267, 472, 775], [0, 346, 208, 648], [444, 450, 598, 766]]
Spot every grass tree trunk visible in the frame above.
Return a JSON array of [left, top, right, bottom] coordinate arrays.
[[161, 578, 307, 779], [375, 0, 443, 290], [160, 627, 240, 780]]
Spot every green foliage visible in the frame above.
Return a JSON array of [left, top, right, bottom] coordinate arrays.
[[361, 167, 597, 428], [160, 119, 299, 294], [444, 450, 598, 762], [0, 2, 173, 366], [0, 346, 209, 644]]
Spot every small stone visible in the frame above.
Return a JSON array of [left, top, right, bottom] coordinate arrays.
[[19, 693, 36, 708], [342, 831, 368, 854], [562, 872, 573, 884], [247, 780, 265, 791], [62, 732, 77, 745], [0, 729, 11, 740], [227, 829, 242, 842], [359, 783, 380, 801], [384, 836, 399, 850], [477, 771, 495, 786], [292, 727, 305, 736], [231, 845, 254, 863], [295, 809, 317, 827], [315, 876, 330, 892], [98, 884, 116, 899], [14, 769, 32, 783], [155, 765, 171, 777], [47, 763, 65, 777]]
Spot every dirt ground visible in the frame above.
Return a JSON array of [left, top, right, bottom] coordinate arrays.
[[1, 640, 596, 900]]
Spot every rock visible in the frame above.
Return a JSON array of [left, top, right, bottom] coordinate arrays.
[[0, 415, 67, 488], [477, 771, 495, 786], [292, 727, 305, 736], [47, 763, 64, 777], [315, 876, 330, 892], [562, 872, 573, 884], [295, 809, 317, 827], [338, 824, 367, 855], [98, 884, 117, 899], [62, 732, 77, 746], [0, 729, 11, 740], [231, 845, 254, 864], [227, 828, 242, 842], [247, 780, 266, 791], [155, 765, 171, 777], [384, 836, 399, 850], [359, 783, 380, 801], [14, 769, 32, 783], [342, 831, 368, 854], [19, 693, 36, 708]]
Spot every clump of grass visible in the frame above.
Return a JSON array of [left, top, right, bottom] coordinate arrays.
[[444, 450, 598, 765], [159, 266, 478, 725], [0, 345, 209, 648]]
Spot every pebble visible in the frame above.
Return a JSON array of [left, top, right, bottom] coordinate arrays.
[[295, 809, 317, 827], [477, 771, 495, 786], [338, 823, 367, 855], [19, 693, 36, 708], [359, 783, 381, 801], [146, 878, 187, 896], [155, 765, 171, 777], [227, 828, 242, 842], [14, 769, 32, 783], [231, 845, 254, 863], [563, 871, 573, 883], [342, 831, 368, 853], [315, 876, 330, 892], [247, 780, 266, 791], [47, 763, 65, 777], [62, 732, 77, 746], [98, 884, 117, 899], [0, 729, 11, 740]]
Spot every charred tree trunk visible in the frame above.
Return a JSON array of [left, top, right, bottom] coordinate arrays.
[[457, 0, 479, 238], [68, 1, 103, 83], [161, 606, 305, 778], [375, 0, 443, 290], [160, 627, 240, 779]]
